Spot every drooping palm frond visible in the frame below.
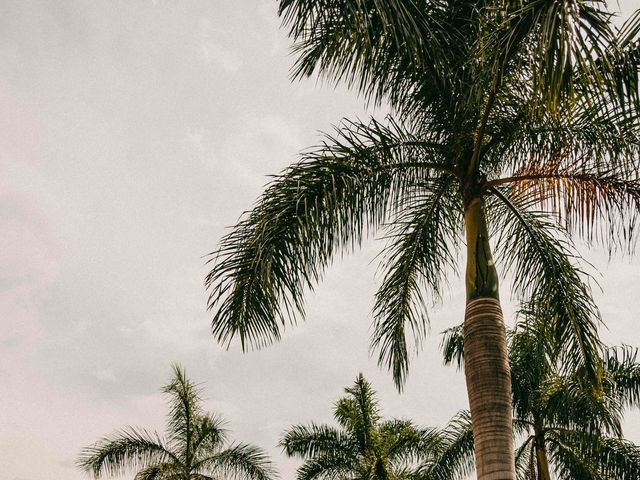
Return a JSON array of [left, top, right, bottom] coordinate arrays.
[[513, 435, 535, 480], [372, 176, 462, 388], [277, 0, 475, 115], [134, 463, 183, 480], [604, 345, 640, 408], [78, 428, 175, 478], [490, 187, 603, 380], [280, 424, 356, 460], [546, 428, 640, 480], [543, 372, 624, 437], [440, 324, 464, 371], [206, 116, 451, 353], [493, 0, 634, 113], [421, 411, 475, 480]]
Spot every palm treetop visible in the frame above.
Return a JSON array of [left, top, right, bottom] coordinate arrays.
[[207, 0, 640, 386], [281, 373, 443, 480], [78, 364, 276, 480]]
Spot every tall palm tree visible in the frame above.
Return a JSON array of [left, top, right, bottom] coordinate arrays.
[[281, 373, 442, 480], [78, 364, 275, 480], [206, 3, 640, 478], [436, 314, 640, 479]]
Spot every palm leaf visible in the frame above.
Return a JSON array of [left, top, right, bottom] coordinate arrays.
[[206, 117, 450, 351], [372, 175, 461, 388]]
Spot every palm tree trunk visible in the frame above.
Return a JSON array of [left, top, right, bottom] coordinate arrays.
[[534, 429, 551, 480], [463, 198, 515, 480]]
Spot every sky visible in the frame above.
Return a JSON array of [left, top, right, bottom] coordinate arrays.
[[1, 1, 639, 479]]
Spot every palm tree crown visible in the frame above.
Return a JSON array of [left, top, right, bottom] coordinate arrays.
[[281, 374, 442, 480], [78, 364, 276, 480]]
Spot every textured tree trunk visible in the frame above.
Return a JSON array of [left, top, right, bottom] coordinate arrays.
[[464, 198, 515, 480], [534, 429, 551, 480]]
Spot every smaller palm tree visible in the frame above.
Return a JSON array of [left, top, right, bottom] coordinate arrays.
[[280, 374, 443, 480], [435, 314, 640, 480], [78, 364, 276, 480]]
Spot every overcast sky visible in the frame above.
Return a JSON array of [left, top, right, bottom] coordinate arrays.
[[1, 1, 639, 479]]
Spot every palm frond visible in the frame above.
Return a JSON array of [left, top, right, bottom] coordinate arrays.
[[489, 161, 640, 252], [604, 345, 640, 408], [422, 411, 475, 480], [191, 413, 228, 461], [163, 363, 203, 459], [514, 435, 535, 480], [295, 456, 356, 480], [490, 187, 604, 382], [496, 0, 629, 112], [547, 428, 640, 480], [440, 323, 464, 370], [543, 373, 624, 437], [277, 0, 469, 114], [77, 427, 175, 478], [195, 443, 275, 480], [206, 117, 450, 351], [371, 176, 461, 389], [133, 463, 182, 480], [379, 420, 443, 465], [337, 374, 381, 449], [279, 424, 355, 460]]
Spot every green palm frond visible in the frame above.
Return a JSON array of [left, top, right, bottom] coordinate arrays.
[[206, 117, 450, 352], [191, 413, 228, 460], [513, 435, 535, 480], [280, 424, 355, 459], [422, 411, 475, 480], [543, 373, 624, 437], [604, 345, 640, 408], [496, 0, 627, 112], [282, 374, 439, 480], [163, 363, 203, 461], [194, 443, 275, 480], [78, 428, 175, 478], [490, 187, 603, 380], [440, 324, 464, 370], [277, 0, 468, 113], [379, 420, 442, 464], [372, 176, 461, 388], [337, 374, 381, 449], [296, 456, 355, 480], [547, 428, 640, 480], [133, 463, 182, 480]]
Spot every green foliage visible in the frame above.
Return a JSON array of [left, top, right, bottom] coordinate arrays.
[[78, 364, 275, 480], [280, 374, 443, 479], [206, 0, 640, 390]]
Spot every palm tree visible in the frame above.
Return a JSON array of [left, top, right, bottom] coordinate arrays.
[[436, 314, 640, 479], [206, 3, 640, 478], [78, 364, 275, 480], [281, 373, 442, 480]]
